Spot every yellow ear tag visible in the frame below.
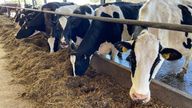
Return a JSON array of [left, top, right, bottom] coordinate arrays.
[[122, 47, 128, 52], [162, 53, 170, 59]]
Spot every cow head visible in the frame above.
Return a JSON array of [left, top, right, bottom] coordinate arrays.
[[69, 43, 92, 76], [15, 10, 33, 28], [115, 30, 182, 103], [16, 12, 45, 39]]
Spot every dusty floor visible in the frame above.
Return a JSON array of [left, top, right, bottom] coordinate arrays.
[[0, 43, 35, 108], [0, 15, 173, 108]]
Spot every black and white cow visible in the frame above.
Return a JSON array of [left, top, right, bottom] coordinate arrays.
[[62, 4, 100, 46], [69, 2, 143, 76], [47, 4, 80, 53], [15, 2, 74, 52], [49, 4, 101, 53], [115, 0, 192, 103]]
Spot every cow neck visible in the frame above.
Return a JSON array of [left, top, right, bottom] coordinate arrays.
[[118, 3, 143, 36], [77, 20, 107, 56]]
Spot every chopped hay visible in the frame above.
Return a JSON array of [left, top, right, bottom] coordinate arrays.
[[0, 15, 173, 108]]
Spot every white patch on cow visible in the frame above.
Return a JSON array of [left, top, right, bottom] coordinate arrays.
[[29, 31, 41, 37], [60, 36, 65, 43], [90, 54, 93, 60], [59, 16, 68, 30], [97, 42, 117, 60], [20, 13, 25, 19], [56, 5, 79, 30], [48, 37, 55, 53], [70, 55, 77, 77], [76, 36, 83, 46]]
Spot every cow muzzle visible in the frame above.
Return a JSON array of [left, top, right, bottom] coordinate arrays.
[[129, 87, 151, 103], [130, 92, 150, 103]]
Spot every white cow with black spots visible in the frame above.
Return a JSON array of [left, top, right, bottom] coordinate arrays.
[[115, 0, 192, 103]]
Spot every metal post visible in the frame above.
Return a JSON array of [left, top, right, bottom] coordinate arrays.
[[18, 0, 20, 5], [101, 0, 105, 4], [32, 0, 35, 7], [63, 0, 67, 2], [24, 0, 26, 5], [44, 0, 47, 3]]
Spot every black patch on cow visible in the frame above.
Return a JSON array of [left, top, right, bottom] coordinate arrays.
[[128, 41, 136, 77], [118, 3, 143, 36], [81, 6, 92, 14], [113, 12, 120, 18], [27, 12, 46, 31], [161, 48, 182, 60], [149, 43, 162, 81], [188, 5, 192, 9], [149, 54, 160, 81], [183, 38, 192, 49], [178, 4, 192, 49], [178, 4, 192, 25], [185, 32, 189, 37], [100, 12, 112, 18], [74, 6, 92, 15]]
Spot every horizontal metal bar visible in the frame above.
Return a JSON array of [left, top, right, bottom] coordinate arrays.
[[1, 5, 192, 33]]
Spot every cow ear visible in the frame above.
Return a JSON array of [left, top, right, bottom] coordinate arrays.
[[114, 41, 133, 52], [160, 48, 182, 60]]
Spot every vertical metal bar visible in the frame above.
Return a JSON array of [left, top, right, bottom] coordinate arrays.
[[24, 0, 26, 5], [44, 0, 47, 3], [32, 0, 35, 7], [101, 0, 105, 4], [18, 0, 21, 5]]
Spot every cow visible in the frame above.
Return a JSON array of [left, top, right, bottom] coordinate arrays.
[[69, 2, 143, 77], [48, 4, 80, 53], [114, 0, 192, 103], [46, 4, 101, 53], [15, 2, 74, 52], [62, 4, 100, 46]]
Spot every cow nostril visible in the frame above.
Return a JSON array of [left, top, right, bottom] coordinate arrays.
[[132, 93, 148, 101], [133, 99, 145, 104]]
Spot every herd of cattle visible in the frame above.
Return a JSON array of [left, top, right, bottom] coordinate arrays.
[[3, 0, 192, 104]]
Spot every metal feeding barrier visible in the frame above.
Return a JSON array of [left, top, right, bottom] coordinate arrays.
[[1, 5, 192, 108], [1, 5, 192, 33]]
